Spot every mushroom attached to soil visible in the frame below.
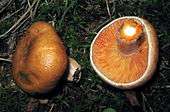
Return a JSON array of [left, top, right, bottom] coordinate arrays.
[[67, 58, 81, 83], [90, 16, 158, 89], [12, 21, 68, 94]]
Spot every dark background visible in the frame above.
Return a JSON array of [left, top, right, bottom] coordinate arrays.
[[0, 0, 170, 112]]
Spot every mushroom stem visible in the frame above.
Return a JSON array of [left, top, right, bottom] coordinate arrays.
[[116, 19, 143, 55], [117, 36, 142, 55]]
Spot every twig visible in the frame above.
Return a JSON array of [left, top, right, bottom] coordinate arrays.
[[152, 85, 170, 89], [112, 0, 116, 15], [27, 0, 33, 19], [93, 18, 111, 32], [0, 0, 38, 39], [0, 8, 22, 23], [60, 4, 73, 24], [12, 15, 31, 33], [39, 99, 49, 104], [45, 0, 49, 5], [161, 43, 170, 50], [124, 91, 140, 106], [105, 0, 111, 18], [0, 0, 13, 14], [160, 72, 167, 80], [0, 58, 11, 62], [160, 65, 170, 70], [78, 24, 89, 32], [32, 0, 41, 18], [48, 103, 55, 112], [141, 92, 154, 112]]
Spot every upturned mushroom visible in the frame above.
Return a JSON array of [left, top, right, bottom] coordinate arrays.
[[90, 16, 158, 89], [12, 21, 68, 94]]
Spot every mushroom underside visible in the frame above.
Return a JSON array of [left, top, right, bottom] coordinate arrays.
[[91, 18, 153, 86]]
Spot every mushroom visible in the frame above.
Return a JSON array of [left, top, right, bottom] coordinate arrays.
[[90, 16, 158, 89], [67, 58, 81, 83], [12, 21, 68, 94]]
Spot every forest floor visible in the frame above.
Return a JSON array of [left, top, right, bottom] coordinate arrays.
[[0, 0, 170, 112]]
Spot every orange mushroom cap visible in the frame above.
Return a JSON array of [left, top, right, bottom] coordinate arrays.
[[90, 16, 158, 89], [12, 21, 68, 94]]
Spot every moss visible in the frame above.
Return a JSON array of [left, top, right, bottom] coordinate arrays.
[[0, 86, 28, 112], [0, 20, 13, 34]]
